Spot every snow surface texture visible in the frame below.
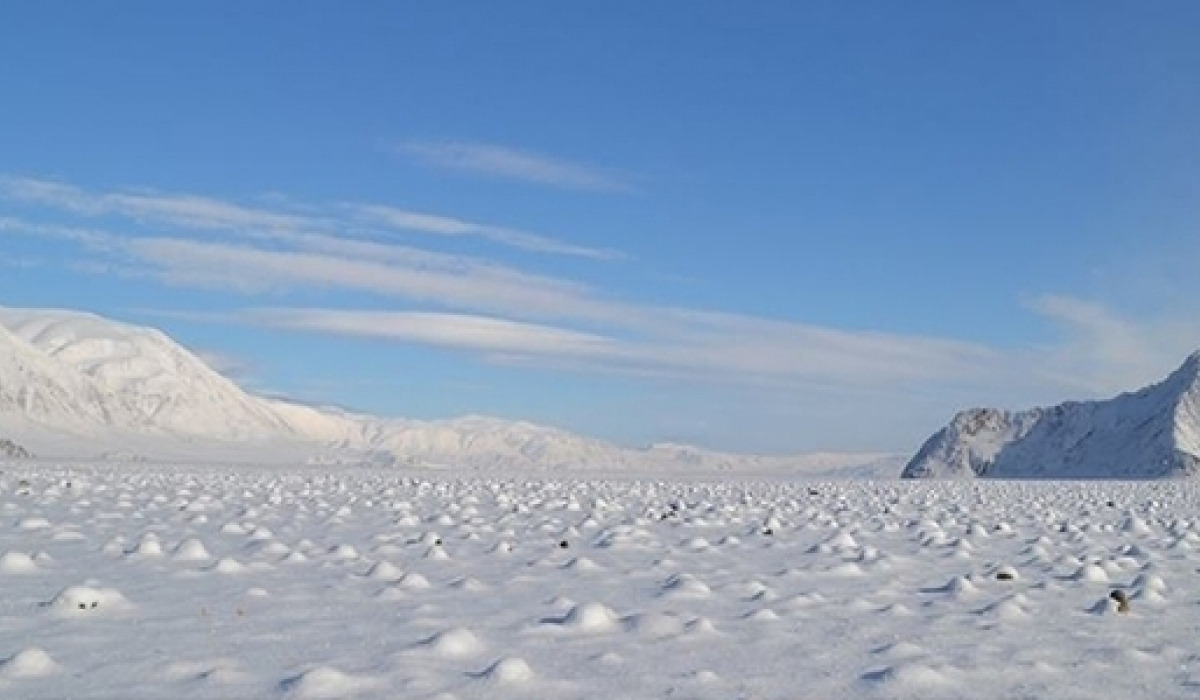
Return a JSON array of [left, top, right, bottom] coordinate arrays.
[[0, 306, 897, 476], [904, 351, 1200, 479], [3, 463, 1200, 698]]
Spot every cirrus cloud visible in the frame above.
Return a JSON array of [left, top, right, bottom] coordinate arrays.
[[1, 176, 617, 260], [10, 172, 1193, 448], [393, 140, 634, 193]]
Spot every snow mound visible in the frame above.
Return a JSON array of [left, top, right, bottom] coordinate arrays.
[[563, 556, 603, 572], [209, 557, 247, 574], [1071, 563, 1110, 583], [0, 647, 61, 679], [17, 517, 51, 531], [279, 666, 382, 698], [661, 573, 712, 599], [127, 533, 164, 557], [476, 657, 536, 684], [863, 661, 954, 687], [363, 561, 404, 581], [0, 551, 39, 574], [46, 585, 131, 616], [396, 572, 431, 590], [173, 538, 212, 562], [421, 627, 485, 658], [553, 602, 620, 632]]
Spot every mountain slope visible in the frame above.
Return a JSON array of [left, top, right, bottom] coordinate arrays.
[[0, 308, 307, 440], [0, 306, 893, 474], [0, 321, 107, 430], [903, 352, 1200, 479]]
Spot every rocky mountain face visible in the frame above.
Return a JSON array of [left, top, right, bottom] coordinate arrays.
[[903, 352, 1200, 479]]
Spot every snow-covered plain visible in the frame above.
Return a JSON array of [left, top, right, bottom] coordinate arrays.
[[3, 462, 1200, 698]]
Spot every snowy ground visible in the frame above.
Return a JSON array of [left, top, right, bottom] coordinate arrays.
[[2, 462, 1199, 698]]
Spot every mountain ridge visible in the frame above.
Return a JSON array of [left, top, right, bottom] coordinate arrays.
[[0, 305, 898, 475], [902, 350, 1200, 479]]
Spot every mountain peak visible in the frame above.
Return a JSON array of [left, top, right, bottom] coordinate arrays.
[[1166, 347, 1200, 385], [903, 350, 1200, 479]]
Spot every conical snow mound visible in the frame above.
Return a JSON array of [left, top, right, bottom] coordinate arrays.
[[903, 351, 1200, 479]]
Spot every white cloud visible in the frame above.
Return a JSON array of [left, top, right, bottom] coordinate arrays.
[[114, 233, 1001, 389], [2, 177, 317, 234], [4, 192, 1024, 395], [348, 204, 622, 260], [395, 141, 633, 193], [243, 305, 1004, 392], [254, 309, 620, 358], [1028, 294, 1200, 395], [23, 174, 1194, 418], [124, 237, 599, 316], [1, 177, 615, 260], [0, 216, 119, 249]]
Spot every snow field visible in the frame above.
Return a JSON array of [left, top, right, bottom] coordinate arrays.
[[1, 463, 1200, 698]]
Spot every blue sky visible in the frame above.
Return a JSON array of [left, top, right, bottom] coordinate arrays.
[[2, 2, 1199, 453]]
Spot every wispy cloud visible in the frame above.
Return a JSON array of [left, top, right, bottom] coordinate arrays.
[[394, 141, 634, 193], [1028, 294, 1200, 395], [111, 231, 1002, 389], [0, 216, 120, 249], [18, 174, 1192, 415], [3, 206, 1009, 393], [1, 176, 616, 260], [348, 204, 623, 260], [241, 305, 1002, 392], [255, 309, 621, 358], [3, 177, 317, 234], [124, 237, 600, 317]]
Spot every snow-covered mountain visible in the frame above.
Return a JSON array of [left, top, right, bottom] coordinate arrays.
[[902, 351, 1200, 479], [0, 306, 894, 475], [0, 308, 305, 439]]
